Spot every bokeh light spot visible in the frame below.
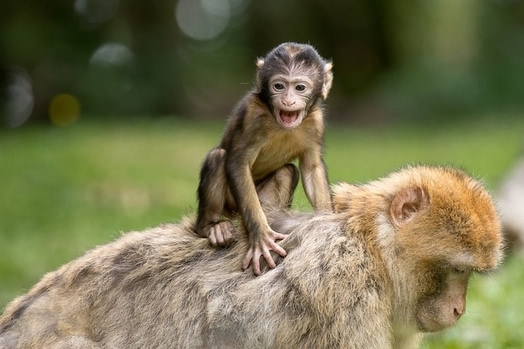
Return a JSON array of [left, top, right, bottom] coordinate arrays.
[[48, 94, 81, 127], [5, 68, 34, 128], [175, 0, 231, 41], [74, 0, 120, 26], [90, 42, 134, 67]]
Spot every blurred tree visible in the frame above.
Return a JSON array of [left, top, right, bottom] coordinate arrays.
[[1, 0, 101, 126], [377, 0, 524, 122], [1, 0, 524, 127], [76, 0, 187, 116], [384, 0, 478, 69], [248, 0, 391, 93], [477, 0, 524, 108]]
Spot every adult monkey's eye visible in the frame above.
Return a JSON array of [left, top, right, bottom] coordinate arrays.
[[273, 83, 285, 91], [295, 84, 307, 92], [452, 267, 467, 275]]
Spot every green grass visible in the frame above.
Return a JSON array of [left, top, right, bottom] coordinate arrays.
[[0, 116, 523, 347]]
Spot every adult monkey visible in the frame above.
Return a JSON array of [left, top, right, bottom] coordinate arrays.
[[196, 42, 333, 275], [0, 165, 503, 349]]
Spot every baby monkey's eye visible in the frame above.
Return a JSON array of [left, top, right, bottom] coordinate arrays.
[[273, 83, 285, 91], [295, 84, 307, 92]]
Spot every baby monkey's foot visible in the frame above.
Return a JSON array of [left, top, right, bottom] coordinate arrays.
[[205, 220, 235, 247]]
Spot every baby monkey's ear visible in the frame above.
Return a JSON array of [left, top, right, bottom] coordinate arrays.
[[256, 59, 265, 68], [321, 62, 333, 100], [254, 58, 265, 91]]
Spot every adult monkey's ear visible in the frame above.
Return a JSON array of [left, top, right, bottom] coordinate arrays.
[[321, 62, 333, 100], [389, 186, 429, 227]]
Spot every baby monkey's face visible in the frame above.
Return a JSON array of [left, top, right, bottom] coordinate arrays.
[[255, 42, 332, 129], [269, 73, 313, 129]]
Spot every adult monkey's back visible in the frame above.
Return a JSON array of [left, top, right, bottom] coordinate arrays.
[[0, 166, 503, 349]]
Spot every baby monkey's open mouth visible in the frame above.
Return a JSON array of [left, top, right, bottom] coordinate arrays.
[[277, 109, 303, 129]]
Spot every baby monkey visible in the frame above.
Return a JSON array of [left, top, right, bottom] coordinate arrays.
[[196, 42, 333, 275]]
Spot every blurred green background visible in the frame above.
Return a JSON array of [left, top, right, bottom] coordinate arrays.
[[1, 0, 524, 348], [2, 0, 524, 125]]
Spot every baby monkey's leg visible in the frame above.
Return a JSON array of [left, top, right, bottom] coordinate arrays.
[[257, 163, 299, 211], [196, 148, 235, 246]]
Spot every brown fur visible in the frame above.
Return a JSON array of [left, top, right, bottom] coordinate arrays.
[[0, 166, 503, 348]]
